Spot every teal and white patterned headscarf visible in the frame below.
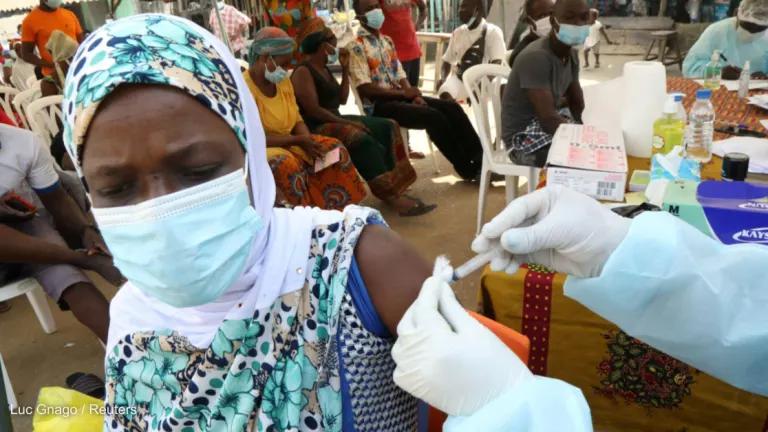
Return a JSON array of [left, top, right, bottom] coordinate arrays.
[[62, 14, 332, 350]]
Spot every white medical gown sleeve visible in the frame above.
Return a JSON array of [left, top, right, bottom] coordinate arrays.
[[565, 211, 768, 396], [443, 374, 593, 432]]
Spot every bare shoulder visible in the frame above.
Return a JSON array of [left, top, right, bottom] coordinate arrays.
[[354, 224, 431, 336]]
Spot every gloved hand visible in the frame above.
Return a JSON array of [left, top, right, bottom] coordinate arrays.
[[392, 267, 531, 416], [472, 186, 631, 278]]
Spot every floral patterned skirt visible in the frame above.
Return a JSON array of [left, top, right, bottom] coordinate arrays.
[[267, 134, 366, 210], [313, 116, 416, 202]]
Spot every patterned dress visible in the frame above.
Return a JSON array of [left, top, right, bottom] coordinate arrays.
[[103, 208, 418, 431]]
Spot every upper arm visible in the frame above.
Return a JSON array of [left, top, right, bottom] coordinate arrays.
[[526, 88, 558, 123], [683, 26, 716, 77], [487, 27, 507, 62], [36, 183, 69, 218], [442, 33, 458, 64], [355, 224, 431, 336], [21, 17, 35, 43], [517, 51, 552, 89], [27, 135, 60, 192], [348, 42, 372, 88], [21, 42, 35, 57], [291, 67, 320, 111]]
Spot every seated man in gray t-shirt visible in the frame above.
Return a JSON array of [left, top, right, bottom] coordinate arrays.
[[501, 0, 589, 167]]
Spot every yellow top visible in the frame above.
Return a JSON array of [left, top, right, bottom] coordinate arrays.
[[243, 70, 303, 136]]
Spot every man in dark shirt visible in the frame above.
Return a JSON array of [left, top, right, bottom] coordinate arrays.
[[501, 0, 588, 167], [509, 0, 555, 66]]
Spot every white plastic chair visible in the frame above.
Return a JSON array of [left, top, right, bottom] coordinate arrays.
[[0, 278, 57, 335], [26, 95, 63, 146], [12, 83, 41, 130], [350, 86, 441, 174], [0, 352, 16, 411], [463, 63, 540, 234], [25, 75, 39, 91], [0, 86, 19, 126]]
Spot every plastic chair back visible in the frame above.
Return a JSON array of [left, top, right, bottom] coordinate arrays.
[[0, 86, 19, 126], [26, 75, 39, 90], [0, 353, 13, 432], [26, 95, 63, 146], [12, 83, 41, 130], [462, 64, 510, 169], [463, 63, 540, 233]]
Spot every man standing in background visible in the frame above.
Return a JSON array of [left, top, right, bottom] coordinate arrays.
[[380, 0, 427, 87], [21, 0, 84, 96], [209, 1, 252, 58]]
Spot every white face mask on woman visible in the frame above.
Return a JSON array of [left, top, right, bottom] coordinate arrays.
[[530, 16, 553, 37]]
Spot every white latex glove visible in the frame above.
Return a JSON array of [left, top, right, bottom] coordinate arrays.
[[392, 262, 531, 416], [472, 185, 631, 278]]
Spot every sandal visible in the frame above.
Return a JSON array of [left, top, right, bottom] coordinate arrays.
[[398, 196, 437, 217], [66, 372, 106, 399], [408, 146, 425, 159]]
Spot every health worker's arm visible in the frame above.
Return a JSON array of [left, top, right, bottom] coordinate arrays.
[[565, 211, 768, 397], [682, 24, 720, 78], [444, 376, 592, 432], [391, 257, 593, 431]]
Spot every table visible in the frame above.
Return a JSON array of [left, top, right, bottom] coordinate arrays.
[[415, 32, 451, 94], [480, 77, 768, 431], [626, 77, 768, 182]]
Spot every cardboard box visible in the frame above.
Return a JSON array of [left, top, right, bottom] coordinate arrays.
[[546, 124, 628, 202], [663, 180, 768, 245]]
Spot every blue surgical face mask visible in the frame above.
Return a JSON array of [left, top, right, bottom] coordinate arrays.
[[364, 8, 386, 30], [45, 0, 62, 8], [92, 169, 262, 308], [326, 44, 339, 64], [265, 56, 288, 83], [555, 18, 590, 46]]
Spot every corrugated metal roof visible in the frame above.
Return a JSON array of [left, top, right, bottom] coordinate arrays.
[[0, 0, 88, 13]]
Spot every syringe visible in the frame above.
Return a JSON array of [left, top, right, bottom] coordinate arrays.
[[451, 249, 498, 282]]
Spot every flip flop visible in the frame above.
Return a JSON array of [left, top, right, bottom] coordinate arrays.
[[408, 146, 426, 159], [0, 302, 10, 313], [398, 200, 437, 217], [66, 372, 106, 399]]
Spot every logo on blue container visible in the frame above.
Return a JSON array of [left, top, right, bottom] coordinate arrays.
[[732, 227, 768, 244]]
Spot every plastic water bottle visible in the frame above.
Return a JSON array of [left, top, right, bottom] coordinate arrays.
[[685, 89, 715, 163], [738, 61, 751, 99], [703, 51, 722, 90]]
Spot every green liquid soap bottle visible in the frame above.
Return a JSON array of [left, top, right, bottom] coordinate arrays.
[[703, 50, 722, 90], [653, 96, 685, 155]]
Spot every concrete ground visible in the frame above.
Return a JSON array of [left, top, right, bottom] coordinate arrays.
[[3, 53, 654, 430]]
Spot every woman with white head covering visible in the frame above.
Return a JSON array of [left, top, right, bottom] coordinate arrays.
[[683, 0, 768, 78], [63, 14, 428, 431]]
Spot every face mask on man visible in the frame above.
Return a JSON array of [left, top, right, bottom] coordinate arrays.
[[264, 55, 288, 83], [93, 169, 263, 308], [531, 16, 552, 37], [554, 18, 590, 46], [364, 8, 386, 30], [45, 0, 62, 9], [737, 26, 766, 43]]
